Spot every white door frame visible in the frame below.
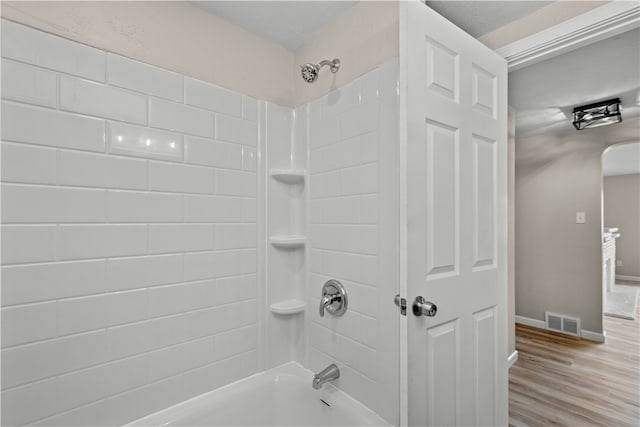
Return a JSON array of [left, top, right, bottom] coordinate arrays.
[[399, 2, 640, 426]]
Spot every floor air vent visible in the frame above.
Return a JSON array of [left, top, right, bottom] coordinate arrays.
[[545, 312, 581, 337]]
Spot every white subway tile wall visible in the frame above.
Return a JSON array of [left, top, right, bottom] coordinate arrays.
[[1, 21, 259, 426], [308, 62, 397, 416]]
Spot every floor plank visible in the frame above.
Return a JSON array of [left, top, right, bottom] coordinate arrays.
[[509, 282, 640, 427]]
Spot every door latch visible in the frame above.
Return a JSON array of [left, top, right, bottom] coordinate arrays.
[[394, 294, 407, 316]]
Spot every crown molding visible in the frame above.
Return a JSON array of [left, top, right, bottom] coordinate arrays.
[[497, 2, 640, 71]]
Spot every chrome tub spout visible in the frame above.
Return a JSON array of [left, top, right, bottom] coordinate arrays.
[[312, 364, 340, 390]]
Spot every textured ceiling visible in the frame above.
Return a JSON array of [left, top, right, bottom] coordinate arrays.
[[191, 1, 555, 50], [509, 28, 640, 138], [190, 1, 357, 50], [425, 1, 553, 37], [188, 1, 639, 140]]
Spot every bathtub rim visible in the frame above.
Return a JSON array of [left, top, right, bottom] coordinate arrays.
[[124, 361, 392, 427]]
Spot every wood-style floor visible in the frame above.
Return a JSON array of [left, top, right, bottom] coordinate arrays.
[[509, 281, 640, 427]]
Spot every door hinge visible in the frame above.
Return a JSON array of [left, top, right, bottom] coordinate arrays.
[[394, 294, 407, 316]]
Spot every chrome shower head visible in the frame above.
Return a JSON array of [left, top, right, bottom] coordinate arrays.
[[300, 58, 340, 83], [301, 63, 320, 83]]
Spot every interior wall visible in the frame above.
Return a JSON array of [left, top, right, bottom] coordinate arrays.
[[1, 1, 400, 109], [307, 59, 399, 424], [478, 1, 608, 49], [0, 1, 295, 106], [1, 21, 259, 426], [293, 1, 399, 107], [515, 118, 640, 335], [603, 173, 640, 278]]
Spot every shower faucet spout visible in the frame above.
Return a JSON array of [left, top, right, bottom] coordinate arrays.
[[312, 364, 340, 390]]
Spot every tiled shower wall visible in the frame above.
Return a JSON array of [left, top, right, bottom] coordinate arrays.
[[0, 20, 259, 426], [307, 60, 399, 424]]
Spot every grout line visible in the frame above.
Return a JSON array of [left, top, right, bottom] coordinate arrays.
[[1, 271, 259, 309], [309, 344, 377, 384], [4, 336, 259, 411], [2, 299, 258, 353], [0, 178, 258, 199]]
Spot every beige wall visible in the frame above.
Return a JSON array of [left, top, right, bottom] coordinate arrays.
[[479, 1, 608, 50], [604, 173, 640, 278], [0, 1, 295, 105], [1, 1, 399, 107], [293, 1, 398, 106], [515, 118, 640, 334]]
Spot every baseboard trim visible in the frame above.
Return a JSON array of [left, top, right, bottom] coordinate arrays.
[[616, 275, 640, 282], [508, 350, 519, 368], [515, 315, 546, 329], [516, 315, 606, 343], [581, 329, 606, 343]]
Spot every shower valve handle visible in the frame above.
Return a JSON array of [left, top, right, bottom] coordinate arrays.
[[319, 280, 348, 317]]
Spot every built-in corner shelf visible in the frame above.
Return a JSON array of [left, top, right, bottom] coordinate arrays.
[[269, 299, 306, 315], [270, 235, 306, 249], [270, 169, 306, 185]]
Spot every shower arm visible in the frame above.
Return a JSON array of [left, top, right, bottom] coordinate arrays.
[[318, 59, 341, 73]]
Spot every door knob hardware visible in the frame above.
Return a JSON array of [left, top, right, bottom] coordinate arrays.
[[413, 296, 437, 317], [394, 294, 407, 316]]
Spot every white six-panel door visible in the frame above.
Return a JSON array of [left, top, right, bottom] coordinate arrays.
[[401, 2, 508, 425]]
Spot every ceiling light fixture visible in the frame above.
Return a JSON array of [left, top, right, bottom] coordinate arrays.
[[572, 98, 622, 130]]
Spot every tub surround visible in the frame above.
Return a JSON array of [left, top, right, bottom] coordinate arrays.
[[261, 59, 401, 421], [0, 19, 401, 426], [263, 101, 308, 369], [1, 20, 259, 425], [307, 60, 400, 424]]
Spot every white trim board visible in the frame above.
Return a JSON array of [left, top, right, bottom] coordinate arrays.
[[398, 4, 409, 426], [508, 350, 519, 369], [515, 315, 545, 329], [616, 275, 640, 282], [581, 329, 606, 343], [496, 2, 640, 71], [515, 315, 606, 343]]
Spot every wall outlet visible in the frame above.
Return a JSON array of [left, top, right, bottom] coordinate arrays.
[[576, 212, 586, 224], [616, 260, 623, 267]]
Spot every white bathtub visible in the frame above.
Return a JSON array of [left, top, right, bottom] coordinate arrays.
[[126, 362, 391, 426]]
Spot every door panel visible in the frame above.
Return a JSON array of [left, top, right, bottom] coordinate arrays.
[[472, 134, 497, 270], [425, 120, 459, 278], [473, 307, 497, 426], [426, 37, 459, 102], [426, 320, 460, 426], [402, 2, 508, 426], [471, 64, 497, 118]]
